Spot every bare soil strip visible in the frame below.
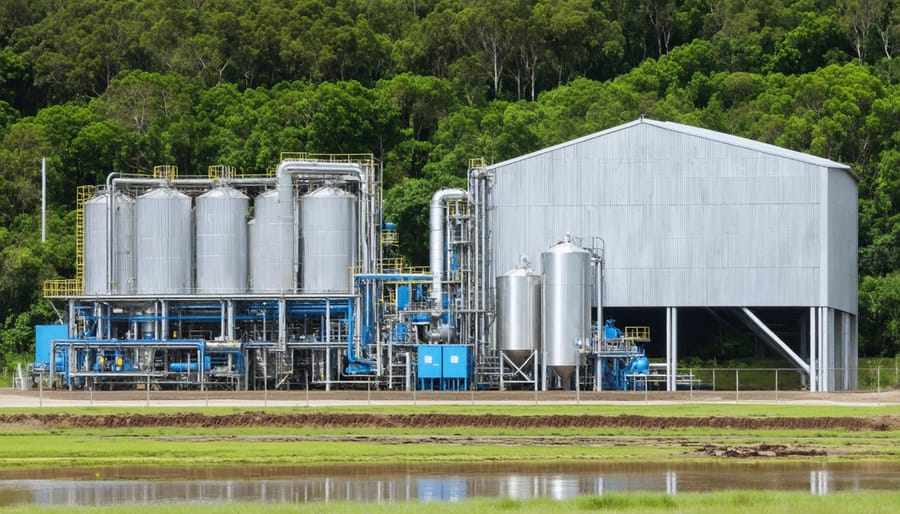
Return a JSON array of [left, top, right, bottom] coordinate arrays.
[[1, 413, 898, 430]]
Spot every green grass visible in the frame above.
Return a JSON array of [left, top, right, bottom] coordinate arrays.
[[2, 491, 900, 514], [1, 423, 899, 468]]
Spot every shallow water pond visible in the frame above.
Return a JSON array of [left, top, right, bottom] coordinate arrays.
[[1, 461, 898, 506]]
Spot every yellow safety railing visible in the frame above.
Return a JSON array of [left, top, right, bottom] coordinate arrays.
[[624, 326, 651, 339], [469, 157, 486, 170], [280, 152, 375, 167], [44, 279, 81, 298], [209, 165, 275, 179], [153, 165, 178, 180], [380, 230, 398, 246], [207, 165, 236, 179]]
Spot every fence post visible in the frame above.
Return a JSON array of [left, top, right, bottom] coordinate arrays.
[[689, 369, 693, 402], [735, 369, 740, 403], [775, 369, 779, 403], [877, 366, 881, 405], [712, 369, 716, 392]]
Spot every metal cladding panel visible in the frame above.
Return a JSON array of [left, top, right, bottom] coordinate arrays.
[[541, 242, 592, 372], [300, 187, 357, 293], [441, 345, 470, 379], [135, 188, 193, 295], [249, 190, 294, 293], [826, 169, 858, 314], [496, 266, 541, 364], [196, 186, 249, 294], [417, 345, 442, 379], [488, 120, 857, 309], [84, 192, 135, 295]]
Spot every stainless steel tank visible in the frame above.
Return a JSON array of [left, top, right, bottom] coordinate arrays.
[[196, 186, 249, 294], [541, 240, 592, 388], [83, 191, 135, 295], [249, 189, 294, 293], [496, 260, 541, 367], [135, 187, 193, 294], [300, 186, 357, 293]]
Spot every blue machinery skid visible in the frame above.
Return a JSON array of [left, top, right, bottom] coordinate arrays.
[[35, 156, 689, 392]]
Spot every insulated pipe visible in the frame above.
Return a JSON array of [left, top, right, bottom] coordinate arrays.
[[275, 160, 361, 209], [429, 189, 469, 304]]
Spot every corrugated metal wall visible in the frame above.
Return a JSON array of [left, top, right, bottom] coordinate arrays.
[[487, 120, 857, 313]]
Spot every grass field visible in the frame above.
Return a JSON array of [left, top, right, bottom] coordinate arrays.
[[2, 491, 900, 514], [0, 402, 898, 468]]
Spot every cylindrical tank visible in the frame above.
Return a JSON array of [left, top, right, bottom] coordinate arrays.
[[541, 240, 592, 388], [496, 261, 541, 367], [83, 191, 135, 295], [249, 189, 294, 293], [300, 186, 357, 293], [195, 186, 249, 294], [135, 187, 193, 294]]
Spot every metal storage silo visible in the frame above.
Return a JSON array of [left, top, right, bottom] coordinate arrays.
[[541, 240, 592, 388], [496, 260, 541, 367], [196, 186, 249, 294], [249, 189, 294, 293], [135, 187, 193, 294], [83, 191, 135, 295], [300, 186, 357, 293]]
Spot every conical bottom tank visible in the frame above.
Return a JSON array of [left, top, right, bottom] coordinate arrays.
[[496, 262, 541, 369], [541, 240, 592, 391]]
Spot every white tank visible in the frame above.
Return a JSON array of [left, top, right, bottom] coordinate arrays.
[[300, 187, 357, 293], [249, 189, 294, 293], [135, 187, 193, 294], [196, 186, 249, 294], [83, 191, 134, 295], [496, 261, 541, 367], [541, 240, 592, 388]]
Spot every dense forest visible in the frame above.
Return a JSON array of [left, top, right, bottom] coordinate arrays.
[[0, 0, 899, 368]]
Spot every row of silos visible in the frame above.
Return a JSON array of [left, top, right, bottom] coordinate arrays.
[[495, 241, 593, 385], [82, 185, 357, 296]]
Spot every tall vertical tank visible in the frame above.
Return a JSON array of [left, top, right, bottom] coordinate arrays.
[[83, 191, 135, 295], [300, 186, 357, 293], [541, 240, 592, 388], [135, 187, 193, 294], [249, 189, 294, 293], [496, 260, 541, 367], [196, 186, 249, 294]]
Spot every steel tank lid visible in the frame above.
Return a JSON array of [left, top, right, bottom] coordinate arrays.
[[503, 256, 540, 276], [137, 186, 190, 199], [255, 189, 278, 199], [304, 185, 354, 198], [198, 185, 249, 200], [86, 191, 134, 203], [544, 240, 590, 254]]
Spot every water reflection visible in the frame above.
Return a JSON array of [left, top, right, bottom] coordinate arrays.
[[0, 462, 898, 506]]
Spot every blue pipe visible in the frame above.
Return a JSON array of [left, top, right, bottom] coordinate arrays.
[[345, 298, 375, 374]]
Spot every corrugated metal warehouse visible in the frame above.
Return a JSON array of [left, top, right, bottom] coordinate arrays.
[[486, 118, 857, 391]]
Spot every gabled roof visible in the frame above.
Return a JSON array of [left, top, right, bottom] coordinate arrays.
[[486, 118, 857, 180]]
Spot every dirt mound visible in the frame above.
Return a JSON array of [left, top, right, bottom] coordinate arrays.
[[1, 413, 898, 431], [699, 444, 827, 458]]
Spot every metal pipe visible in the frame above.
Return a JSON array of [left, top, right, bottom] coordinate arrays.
[[429, 189, 468, 304]]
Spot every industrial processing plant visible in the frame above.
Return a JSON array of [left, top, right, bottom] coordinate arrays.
[[33, 118, 859, 393]]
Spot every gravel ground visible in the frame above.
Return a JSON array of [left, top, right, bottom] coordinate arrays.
[[1, 388, 898, 408]]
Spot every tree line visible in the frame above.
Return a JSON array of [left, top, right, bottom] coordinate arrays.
[[1, 0, 899, 366]]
